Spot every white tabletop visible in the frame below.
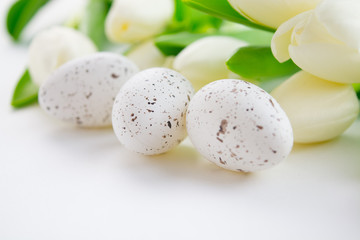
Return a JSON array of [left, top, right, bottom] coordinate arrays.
[[1, 1, 359, 239]]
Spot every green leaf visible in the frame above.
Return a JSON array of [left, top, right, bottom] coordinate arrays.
[[353, 83, 360, 92], [231, 29, 273, 45], [353, 83, 360, 99], [11, 69, 39, 108], [182, 0, 274, 32], [155, 32, 208, 56], [173, 0, 187, 22], [79, 0, 112, 50], [155, 29, 273, 56], [6, 0, 50, 41], [226, 46, 300, 81], [166, 0, 223, 34]]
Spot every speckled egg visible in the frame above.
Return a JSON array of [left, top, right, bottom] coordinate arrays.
[[39, 52, 139, 127], [186, 79, 293, 172], [112, 67, 195, 155]]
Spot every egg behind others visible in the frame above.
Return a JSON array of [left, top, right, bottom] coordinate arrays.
[[39, 52, 139, 127], [112, 68, 195, 155], [186, 79, 293, 172]]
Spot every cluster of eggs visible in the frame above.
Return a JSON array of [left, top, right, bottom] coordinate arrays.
[[38, 52, 293, 172]]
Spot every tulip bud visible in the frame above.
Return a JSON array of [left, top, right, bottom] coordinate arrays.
[[271, 71, 359, 143], [173, 36, 247, 91], [105, 0, 174, 43], [271, 0, 360, 84], [228, 0, 322, 29], [126, 40, 167, 70], [28, 26, 97, 86]]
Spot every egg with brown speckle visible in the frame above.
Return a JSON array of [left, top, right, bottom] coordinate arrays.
[[39, 52, 139, 127], [186, 79, 293, 172], [112, 67, 195, 155]]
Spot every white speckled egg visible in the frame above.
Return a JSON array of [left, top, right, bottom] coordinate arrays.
[[112, 67, 195, 155], [186, 79, 293, 172], [39, 52, 139, 127]]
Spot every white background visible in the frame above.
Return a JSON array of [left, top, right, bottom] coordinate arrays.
[[1, 0, 360, 239]]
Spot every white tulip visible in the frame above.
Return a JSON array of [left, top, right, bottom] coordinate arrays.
[[162, 56, 175, 69], [126, 40, 167, 70], [272, 0, 360, 84], [228, 0, 322, 29], [105, 0, 174, 43], [271, 71, 359, 143], [173, 36, 247, 91], [28, 26, 97, 86]]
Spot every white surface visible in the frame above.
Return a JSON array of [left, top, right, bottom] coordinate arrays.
[[1, 1, 360, 239]]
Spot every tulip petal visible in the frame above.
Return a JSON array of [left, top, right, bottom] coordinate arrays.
[[228, 0, 321, 29], [289, 42, 360, 83], [183, 0, 274, 32], [28, 26, 97, 86], [292, 12, 342, 46], [173, 36, 246, 90], [271, 11, 312, 63], [316, 0, 360, 51], [105, 0, 174, 43], [126, 40, 167, 70], [271, 71, 359, 143]]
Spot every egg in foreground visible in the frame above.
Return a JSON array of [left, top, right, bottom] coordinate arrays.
[[112, 68, 195, 155], [186, 79, 293, 172]]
